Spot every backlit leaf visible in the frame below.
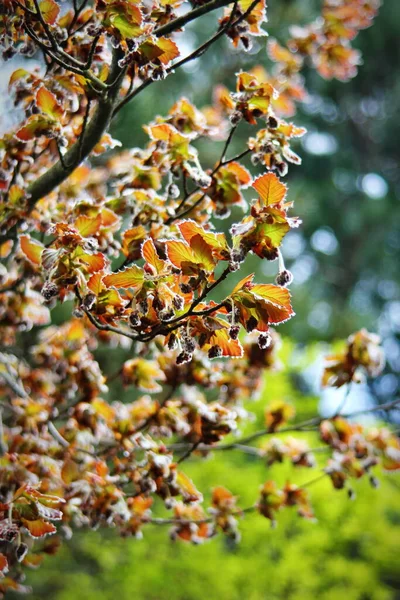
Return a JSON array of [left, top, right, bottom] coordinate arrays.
[[252, 173, 287, 206], [103, 265, 145, 290], [21, 519, 57, 538], [20, 235, 44, 266], [36, 87, 64, 120], [39, 0, 60, 24]]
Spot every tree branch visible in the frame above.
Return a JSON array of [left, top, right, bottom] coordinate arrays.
[[26, 49, 125, 209], [154, 0, 236, 38]]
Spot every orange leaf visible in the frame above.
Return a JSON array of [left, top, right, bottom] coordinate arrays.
[[21, 519, 56, 538], [36, 87, 64, 120], [39, 0, 60, 24], [141, 239, 166, 274], [16, 115, 56, 141], [211, 328, 243, 358], [103, 265, 145, 290], [154, 37, 180, 65], [0, 553, 8, 576], [73, 248, 106, 273], [74, 214, 102, 238], [87, 272, 105, 296], [165, 240, 196, 268], [252, 173, 287, 206], [251, 284, 294, 323], [231, 273, 254, 294], [176, 471, 203, 503], [20, 235, 44, 266]]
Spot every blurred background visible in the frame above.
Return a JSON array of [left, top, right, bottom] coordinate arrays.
[[6, 0, 400, 597]]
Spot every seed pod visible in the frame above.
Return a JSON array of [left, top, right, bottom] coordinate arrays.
[[258, 333, 271, 349], [139, 299, 148, 314], [41, 281, 59, 301], [231, 247, 246, 263], [246, 316, 258, 332], [168, 333, 178, 350], [267, 115, 279, 129], [176, 352, 192, 365], [198, 332, 207, 347], [129, 311, 141, 328], [172, 295, 184, 311], [229, 325, 240, 340], [276, 161, 288, 177], [180, 283, 192, 294], [16, 543, 29, 563], [229, 110, 243, 126], [83, 292, 96, 310], [167, 183, 180, 199], [208, 345, 222, 359], [275, 269, 293, 287], [159, 308, 174, 322], [152, 296, 164, 312]]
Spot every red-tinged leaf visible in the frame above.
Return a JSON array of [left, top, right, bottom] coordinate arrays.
[[178, 220, 229, 254], [109, 5, 143, 38], [212, 486, 237, 509], [0, 553, 8, 576], [87, 272, 105, 296], [8, 185, 25, 206], [9, 68, 33, 87], [20, 235, 44, 266], [0, 240, 13, 259], [16, 114, 56, 141], [103, 265, 145, 290], [14, 485, 65, 507], [146, 123, 172, 142], [92, 398, 116, 422], [39, 0, 60, 24], [211, 328, 243, 358], [21, 519, 56, 538], [251, 284, 294, 323], [101, 208, 120, 228], [252, 173, 287, 206], [165, 240, 196, 268], [61, 458, 80, 484], [92, 133, 122, 156], [122, 358, 165, 392], [141, 239, 167, 274], [73, 248, 106, 273], [156, 37, 180, 64], [74, 214, 102, 238], [231, 273, 255, 294], [190, 234, 215, 272], [36, 86, 64, 120], [227, 161, 252, 186], [176, 471, 203, 503]]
